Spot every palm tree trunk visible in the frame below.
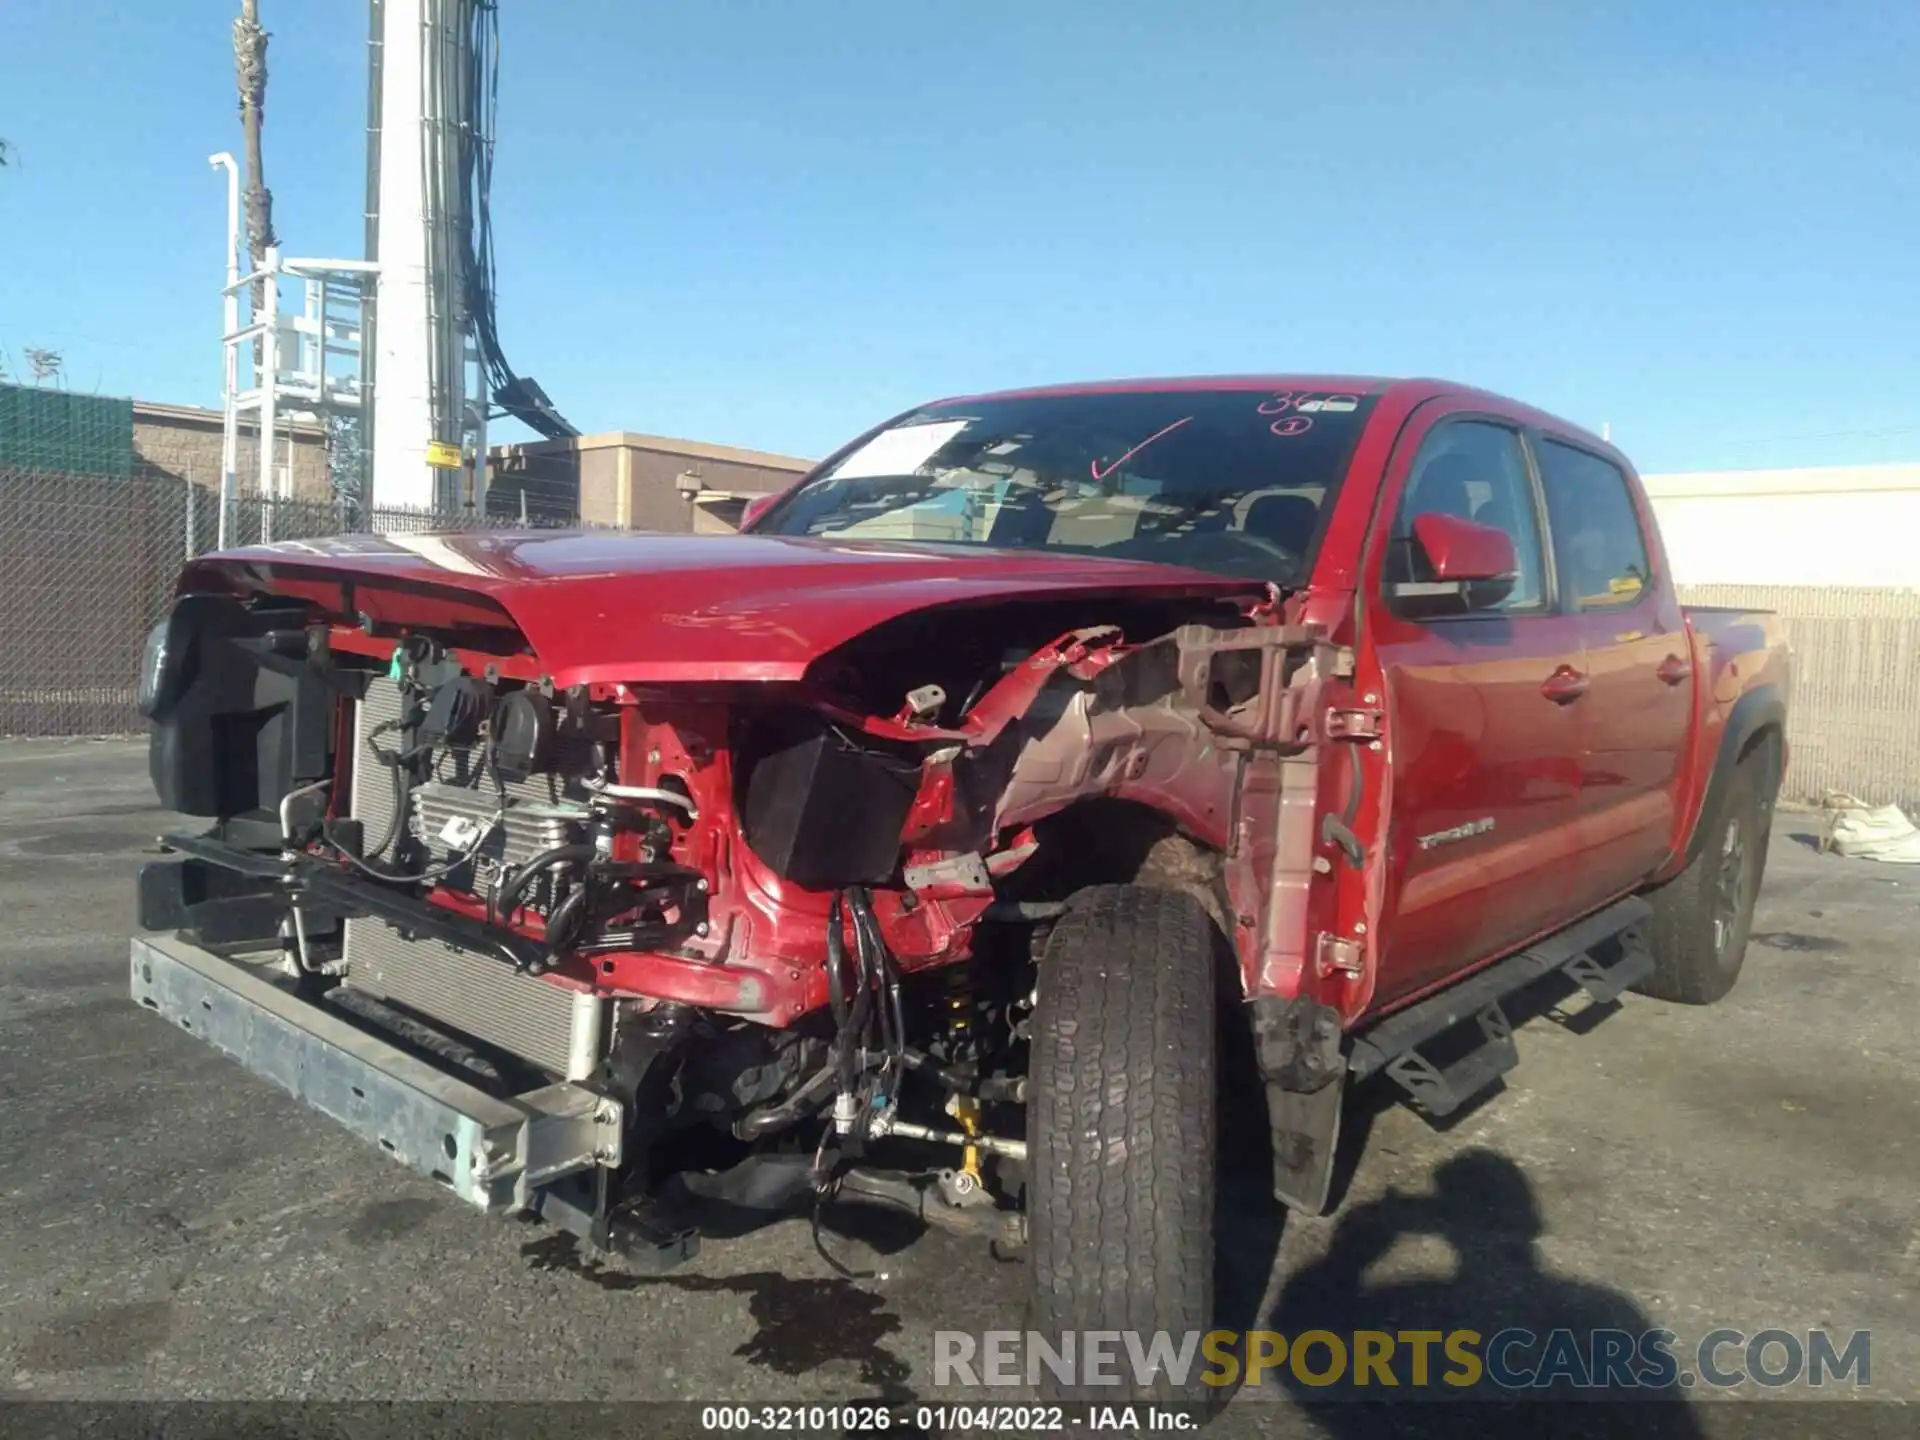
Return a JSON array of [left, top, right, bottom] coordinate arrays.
[[234, 1, 275, 378]]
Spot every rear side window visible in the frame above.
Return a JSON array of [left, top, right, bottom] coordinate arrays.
[[1536, 441, 1651, 609], [1384, 420, 1546, 611]]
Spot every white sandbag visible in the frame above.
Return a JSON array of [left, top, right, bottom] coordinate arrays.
[[1823, 793, 1920, 863]]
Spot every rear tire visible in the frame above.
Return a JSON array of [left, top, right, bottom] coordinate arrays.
[[1639, 753, 1771, 1004], [1028, 885, 1216, 1402]]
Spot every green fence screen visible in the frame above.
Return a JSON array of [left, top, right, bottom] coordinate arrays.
[[0, 382, 134, 478]]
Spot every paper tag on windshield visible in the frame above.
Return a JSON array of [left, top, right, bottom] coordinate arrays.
[[830, 420, 968, 480]]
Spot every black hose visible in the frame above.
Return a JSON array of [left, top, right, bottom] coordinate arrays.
[[885, 954, 906, 1067], [844, 906, 876, 1141], [847, 897, 875, 1038], [734, 1065, 837, 1141], [855, 893, 894, 1064], [373, 751, 410, 861], [852, 892, 893, 1070], [853, 891, 905, 1066], [320, 755, 413, 880], [494, 843, 596, 921], [826, 892, 850, 1030], [328, 725, 411, 871], [875, 929, 907, 1076], [850, 889, 907, 1112], [811, 1192, 873, 1281], [543, 882, 592, 957], [827, 892, 858, 1109], [323, 705, 423, 877], [1320, 746, 1366, 867]]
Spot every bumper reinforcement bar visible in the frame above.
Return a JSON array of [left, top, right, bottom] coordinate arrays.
[[130, 933, 621, 1213]]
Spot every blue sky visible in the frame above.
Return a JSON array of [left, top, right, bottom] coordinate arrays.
[[2, 0, 1916, 472]]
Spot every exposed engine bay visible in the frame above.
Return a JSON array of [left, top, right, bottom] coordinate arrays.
[[138, 560, 1353, 1262]]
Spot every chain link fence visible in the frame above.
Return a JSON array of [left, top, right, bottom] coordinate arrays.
[[0, 461, 578, 737]]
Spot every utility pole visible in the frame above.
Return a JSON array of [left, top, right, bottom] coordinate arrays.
[[362, 1, 576, 512], [368, 0, 485, 511]]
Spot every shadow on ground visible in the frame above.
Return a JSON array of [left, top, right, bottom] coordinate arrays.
[[1258, 1149, 1703, 1437]]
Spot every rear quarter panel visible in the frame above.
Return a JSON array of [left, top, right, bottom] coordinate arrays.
[[1657, 606, 1792, 881]]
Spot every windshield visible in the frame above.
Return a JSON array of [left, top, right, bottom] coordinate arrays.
[[753, 387, 1379, 585]]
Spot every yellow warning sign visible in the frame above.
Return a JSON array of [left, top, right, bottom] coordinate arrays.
[[425, 440, 463, 469]]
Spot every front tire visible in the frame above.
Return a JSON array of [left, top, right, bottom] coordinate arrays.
[[1028, 885, 1216, 1401], [1640, 753, 1770, 1004]]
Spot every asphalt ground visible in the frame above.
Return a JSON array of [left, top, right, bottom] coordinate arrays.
[[1, 738, 1916, 1437]]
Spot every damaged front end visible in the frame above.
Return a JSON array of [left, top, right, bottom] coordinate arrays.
[[135, 544, 1365, 1263]]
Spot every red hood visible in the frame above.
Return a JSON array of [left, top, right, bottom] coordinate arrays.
[[185, 530, 1258, 685]]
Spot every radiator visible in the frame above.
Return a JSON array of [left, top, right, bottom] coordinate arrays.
[[341, 679, 604, 1080], [342, 919, 602, 1080]]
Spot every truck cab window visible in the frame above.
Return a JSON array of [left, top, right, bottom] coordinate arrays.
[[1385, 420, 1546, 611], [1536, 440, 1651, 609]]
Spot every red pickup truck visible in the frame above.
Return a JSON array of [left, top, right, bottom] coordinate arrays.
[[134, 375, 1788, 1391]]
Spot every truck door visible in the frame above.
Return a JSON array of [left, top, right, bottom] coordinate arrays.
[[1531, 434, 1692, 911], [1364, 408, 1586, 1007]]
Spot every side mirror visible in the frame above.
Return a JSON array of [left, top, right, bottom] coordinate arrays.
[[1390, 513, 1517, 613], [1414, 512, 1516, 583], [739, 490, 782, 532], [741, 491, 787, 529]]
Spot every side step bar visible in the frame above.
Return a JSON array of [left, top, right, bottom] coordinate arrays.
[[1347, 896, 1655, 1118], [130, 934, 623, 1213], [1379, 1003, 1518, 1120]]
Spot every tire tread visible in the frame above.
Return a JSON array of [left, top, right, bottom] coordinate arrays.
[[1029, 884, 1216, 1396]]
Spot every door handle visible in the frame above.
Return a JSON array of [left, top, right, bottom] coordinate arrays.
[[1656, 654, 1693, 686], [1541, 667, 1590, 703]]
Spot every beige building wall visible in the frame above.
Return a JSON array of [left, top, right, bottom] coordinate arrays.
[[1642, 463, 1920, 589], [489, 431, 813, 532], [133, 401, 331, 500]]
